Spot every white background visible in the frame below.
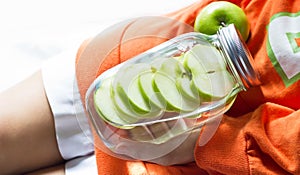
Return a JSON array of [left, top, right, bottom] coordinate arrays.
[[0, 0, 198, 92]]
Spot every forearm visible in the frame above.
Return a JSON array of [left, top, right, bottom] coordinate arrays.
[[0, 70, 64, 174]]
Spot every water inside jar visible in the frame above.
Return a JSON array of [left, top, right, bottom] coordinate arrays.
[[87, 35, 242, 144]]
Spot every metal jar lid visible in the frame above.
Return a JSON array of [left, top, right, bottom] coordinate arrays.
[[217, 24, 260, 89]]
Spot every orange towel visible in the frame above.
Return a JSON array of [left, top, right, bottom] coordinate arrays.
[[76, 0, 300, 174]]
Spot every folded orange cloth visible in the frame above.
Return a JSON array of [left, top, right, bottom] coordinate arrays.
[[195, 102, 300, 174], [76, 0, 300, 174]]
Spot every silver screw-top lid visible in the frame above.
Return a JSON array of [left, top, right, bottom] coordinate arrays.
[[217, 24, 260, 89]]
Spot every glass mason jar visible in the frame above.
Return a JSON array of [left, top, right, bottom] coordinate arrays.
[[85, 24, 260, 164]]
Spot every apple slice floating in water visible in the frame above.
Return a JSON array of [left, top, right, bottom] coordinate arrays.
[[192, 70, 234, 100], [182, 44, 233, 100], [183, 44, 226, 74], [154, 57, 200, 103], [113, 63, 152, 114], [112, 63, 163, 119], [152, 57, 186, 79], [152, 57, 199, 111], [94, 77, 137, 128], [138, 70, 167, 109], [153, 72, 198, 112], [93, 43, 234, 128], [176, 74, 200, 103]]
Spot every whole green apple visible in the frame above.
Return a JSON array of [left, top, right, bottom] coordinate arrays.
[[194, 1, 250, 41]]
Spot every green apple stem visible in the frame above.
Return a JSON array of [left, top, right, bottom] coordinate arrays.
[[220, 21, 227, 27]]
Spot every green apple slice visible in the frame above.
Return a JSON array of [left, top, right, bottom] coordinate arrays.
[[183, 44, 226, 74], [94, 77, 136, 128], [176, 74, 200, 103], [192, 70, 234, 100], [153, 72, 198, 112], [128, 76, 151, 112], [112, 80, 163, 120], [155, 56, 201, 103], [138, 70, 167, 109], [113, 63, 152, 114], [111, 86, 141, 120], [173, 53, 185, 63], [152, 57, 187, 79], [128, 75, 163, 118], [113, 63, 164, 120]]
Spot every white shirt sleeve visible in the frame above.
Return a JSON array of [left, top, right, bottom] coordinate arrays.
[[65, 154, 98, 175], [41, 46, 95, 160]]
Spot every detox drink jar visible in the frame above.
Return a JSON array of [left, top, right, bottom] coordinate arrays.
[[85, 24, 260, 164]]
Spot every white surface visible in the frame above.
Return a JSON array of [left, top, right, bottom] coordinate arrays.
[[0, 0, 198, 92]]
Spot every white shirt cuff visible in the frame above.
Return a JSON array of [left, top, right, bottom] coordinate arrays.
[[41, 47, 94, 160], [65, 154, 98, 175]]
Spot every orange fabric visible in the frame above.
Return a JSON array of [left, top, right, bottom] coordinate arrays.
[[195, 103, 300, 174], [193, 0, 300, 174], [75, 0, 300, 174]]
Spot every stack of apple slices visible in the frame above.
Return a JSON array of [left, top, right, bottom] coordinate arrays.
[[94, 44, 234, 129]]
